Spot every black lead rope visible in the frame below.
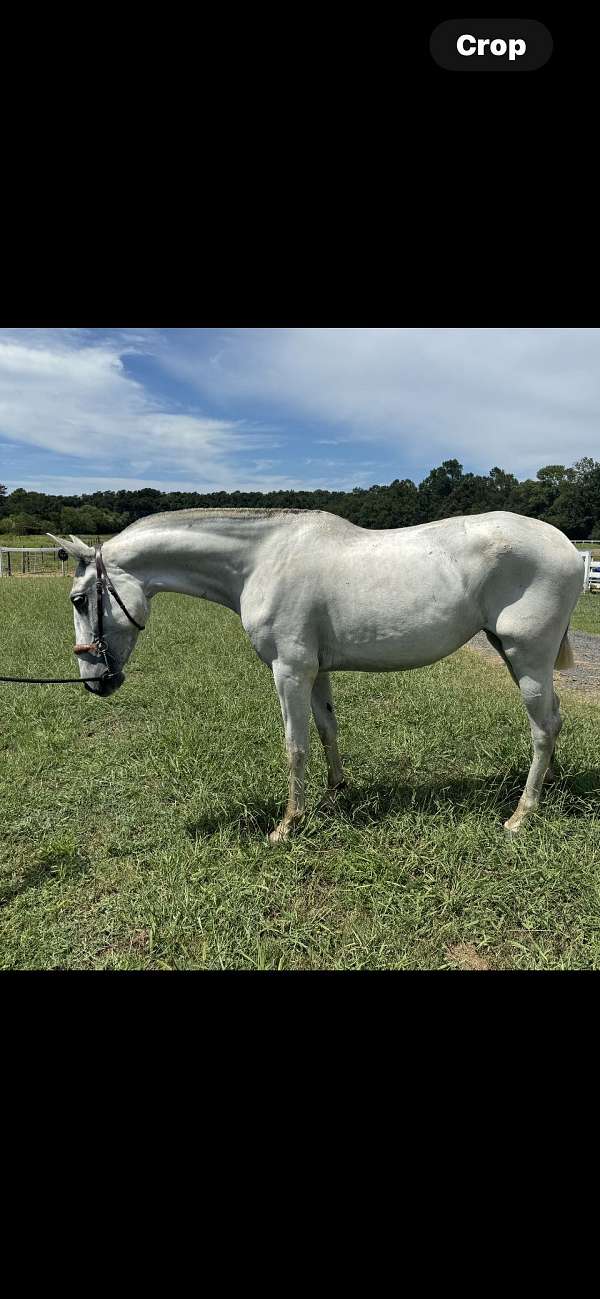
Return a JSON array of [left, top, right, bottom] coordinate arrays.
[[0, 545, 144, 685], [0, 674, 86, 684]]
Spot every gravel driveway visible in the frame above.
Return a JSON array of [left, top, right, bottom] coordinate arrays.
[[466, 630, 600, 695]]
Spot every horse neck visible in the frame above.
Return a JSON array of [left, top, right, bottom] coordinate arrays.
[[103, 517, 271, 612]]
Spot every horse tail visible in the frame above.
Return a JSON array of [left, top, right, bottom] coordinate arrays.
[[555, 627, 575, 670]]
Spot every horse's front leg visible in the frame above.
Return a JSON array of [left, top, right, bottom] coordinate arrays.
[[269, 661, 317, 845]]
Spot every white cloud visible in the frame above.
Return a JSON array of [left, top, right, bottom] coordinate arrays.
[[0, 331, 276, 484], [4, 329, 600, 495], [156, 327, 600, 476]]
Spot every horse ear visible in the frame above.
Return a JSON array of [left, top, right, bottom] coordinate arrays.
[[69, 533, 96, 553], [47, 533, 95, 561]]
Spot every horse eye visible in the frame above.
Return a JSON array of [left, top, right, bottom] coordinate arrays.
[[71, 594, 87, 609]]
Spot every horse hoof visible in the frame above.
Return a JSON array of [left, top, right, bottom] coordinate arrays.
[[319, 789, 342, 809], [319, 780, 347, 806], [268, 826, 289, 846]]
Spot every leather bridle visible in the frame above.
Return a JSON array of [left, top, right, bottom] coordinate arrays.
[[74, 546, 145, 683], [0, 546, 145, 686]]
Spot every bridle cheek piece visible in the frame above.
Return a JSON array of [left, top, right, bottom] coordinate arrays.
[[74, 546, 145, 682]]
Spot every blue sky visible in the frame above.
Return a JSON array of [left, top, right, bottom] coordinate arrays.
[[1, 327, 599, 495]]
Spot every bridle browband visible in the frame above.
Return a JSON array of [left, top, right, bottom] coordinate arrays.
[[0, 545, 145, 686]]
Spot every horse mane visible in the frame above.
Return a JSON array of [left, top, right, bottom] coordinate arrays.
[[123, 508, 325, 532]]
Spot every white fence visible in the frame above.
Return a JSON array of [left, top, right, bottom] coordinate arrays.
[[579, 550, 600, 592], [0, 546, 74, 577]]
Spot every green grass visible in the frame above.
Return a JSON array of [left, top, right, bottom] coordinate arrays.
[[1, 578, 599, 970], [0, 534, 62, 548], [0, 533, 113, 548], [571, 592, 600, 635]]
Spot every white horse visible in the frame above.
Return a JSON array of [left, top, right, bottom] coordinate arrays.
[[50, 509, 583, 841]]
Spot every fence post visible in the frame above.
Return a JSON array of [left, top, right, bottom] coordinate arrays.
[[7, 552, 11, 576]]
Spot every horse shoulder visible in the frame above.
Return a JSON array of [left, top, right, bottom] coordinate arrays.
[[239, 563, 321, 668]]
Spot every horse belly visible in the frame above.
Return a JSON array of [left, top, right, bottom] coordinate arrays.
[[322, 589, 481, 672]]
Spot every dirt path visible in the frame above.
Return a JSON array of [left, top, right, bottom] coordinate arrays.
[[466, 630, 600, 695]]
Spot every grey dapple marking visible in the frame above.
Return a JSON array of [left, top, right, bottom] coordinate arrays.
[[50, 508, 583, 841]]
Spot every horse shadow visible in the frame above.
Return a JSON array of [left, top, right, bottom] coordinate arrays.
[[0, 849, 90, 908], [183, 766, 600, 839], [185, 796, 283, 840]]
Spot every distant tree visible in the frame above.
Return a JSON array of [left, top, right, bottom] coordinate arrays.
[[506, 471, 560, 519], [536, 464, 575, 489], [386, 478, 420, 527], [4, 511, 54, 534], [572, 456, 597, 480], [571, 459, 600, 535], [487, 465, 519, 504], [543, 458, 600, 537], [417, 459, 464, 520], [0, 453, 598, 538], [444, 472, 491, 515], [60, 504, 122, 535]]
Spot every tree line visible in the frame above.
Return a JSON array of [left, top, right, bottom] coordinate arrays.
[[1, 456, 600, 539]]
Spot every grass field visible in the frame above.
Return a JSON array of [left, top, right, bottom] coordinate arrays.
[[0, 534, 111, 547], [1, 577, 599, 970], [571, 591, 600, 634]]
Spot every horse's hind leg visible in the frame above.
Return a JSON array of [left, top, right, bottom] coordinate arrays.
[[311, 671, 346, 795], [545, 690, 563, 783], [503, 650, 563, 834], [485, 629, 563, 790]]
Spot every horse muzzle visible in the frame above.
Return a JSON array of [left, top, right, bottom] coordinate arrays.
[[75, 639, 123, 695], [83, 670, 125, 696]]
